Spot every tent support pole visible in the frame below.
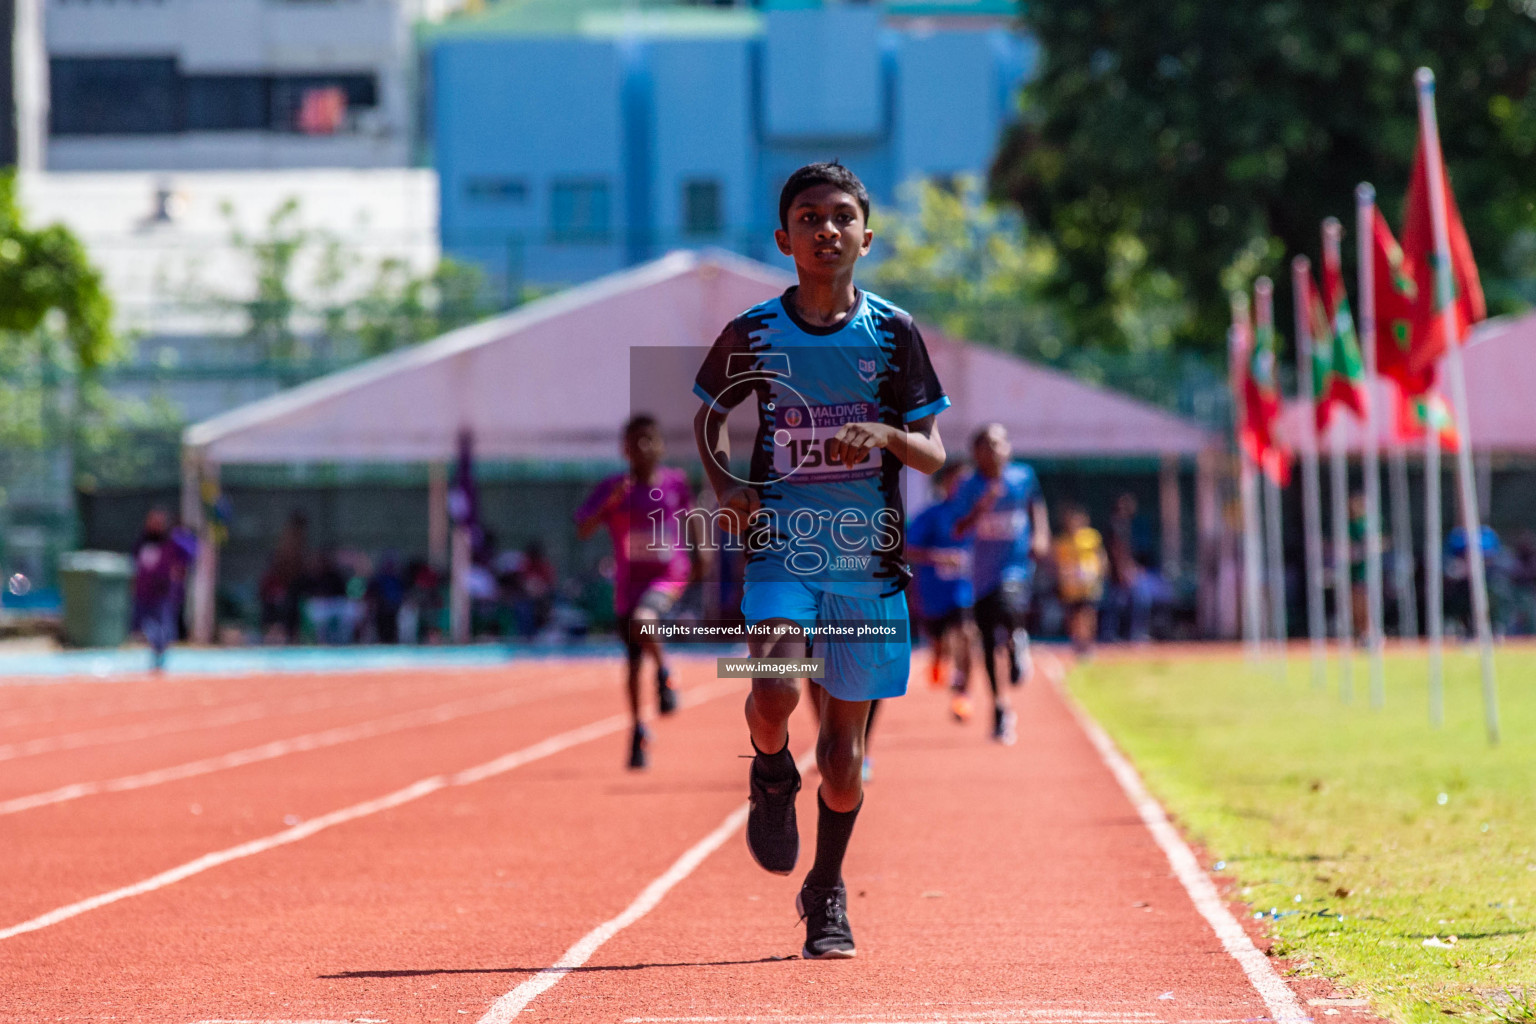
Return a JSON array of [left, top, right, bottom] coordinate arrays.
[[450, 526, 470, 644], [184, 456, 219, 645], [1159, 454, 1181, 580], [428, 462, 449, 568]]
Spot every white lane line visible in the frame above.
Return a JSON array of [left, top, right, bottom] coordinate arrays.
[[0, 675, 608, 816], [0, 677, 457, 763], [476, 748, 818, 1024], [0, 680, 743, 944], [1058, 664, 1309, 1024], [623, 1013, 1166, 1023]]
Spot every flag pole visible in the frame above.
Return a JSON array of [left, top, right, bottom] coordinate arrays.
[[1342, 206, 1388, 706], [1415, 67, 1499, 743], [1388, 438, 1420, 640], [1317, 232, 1356, 703], [1232, 293, 1266, 661], [1255, 277, 1289, 665], [1292, 257, 1328, 690], [1425, 421, 1446, 725]]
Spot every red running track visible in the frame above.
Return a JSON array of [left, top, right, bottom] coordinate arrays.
[[0, 654, 1316, 1024]]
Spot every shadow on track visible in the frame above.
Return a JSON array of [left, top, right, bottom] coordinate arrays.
[[321, 957, 794, 979]]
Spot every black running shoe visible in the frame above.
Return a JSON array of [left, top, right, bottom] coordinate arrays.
[[797, 882, 856, 959], [656, 666, 678, 716], [746, 752, 800, 875], [628, 723, 650, 770]]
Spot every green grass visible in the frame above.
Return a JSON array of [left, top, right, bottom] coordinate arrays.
[[1069, 647, 1536, 1024]]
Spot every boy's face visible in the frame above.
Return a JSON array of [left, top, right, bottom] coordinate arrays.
[[624, 427, 663, 473], [973, 426, 1010, 476], [774, 184, 872, 279]]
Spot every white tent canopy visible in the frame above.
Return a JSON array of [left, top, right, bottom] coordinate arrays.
[[182, 249, 1219, 642], [185, 249, 1217, 465]]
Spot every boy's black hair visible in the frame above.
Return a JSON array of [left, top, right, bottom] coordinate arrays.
[[971, 422, 1006, 449], [778, 162, 870, 231], [623, 413, 659, 440]]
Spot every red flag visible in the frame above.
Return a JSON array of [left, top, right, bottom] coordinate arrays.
[[1234, 302, 1292, 485], [1371, 209, 1436, 398], [1401, 138, 1485, 379]]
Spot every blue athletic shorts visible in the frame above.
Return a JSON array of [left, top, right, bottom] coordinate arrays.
[[740, 580, 911, 702]]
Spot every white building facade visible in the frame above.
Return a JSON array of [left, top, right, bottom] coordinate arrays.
[[42, 0, 438, 170]]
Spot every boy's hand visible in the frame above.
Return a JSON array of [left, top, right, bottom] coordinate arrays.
[[932, 549, 967, 573], [718, 485, 761, 535], [825, 422, 893, 468]]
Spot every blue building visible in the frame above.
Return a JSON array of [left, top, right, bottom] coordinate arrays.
[[427, 0, 1034, 294]]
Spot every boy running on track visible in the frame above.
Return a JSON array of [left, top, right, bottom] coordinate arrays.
[[906, 463, 976, 717], [575, 414, 695, 770], [693, 162, 948, 960], [952, 424, 1050, 745]]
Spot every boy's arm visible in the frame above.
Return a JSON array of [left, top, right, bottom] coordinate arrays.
[[574, 480, 626, 540], [1030, 496, 1052, 558], [824, 416, 946, 476], [952, 477, 999, 540], [692, 403, 759, 532]]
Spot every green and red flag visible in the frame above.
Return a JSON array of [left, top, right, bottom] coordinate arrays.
[[1401, 137, 1486, 381], [1370, 209, 1435, 398], [1315, 244, 1367, 432], [1389, 380, 1459, 452], [1239, 299, 1292, 485]]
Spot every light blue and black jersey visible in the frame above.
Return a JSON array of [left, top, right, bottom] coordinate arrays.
[[693, 287, 950, 597], [954, 462, 1042, 599]]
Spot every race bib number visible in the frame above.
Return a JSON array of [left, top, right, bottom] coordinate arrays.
[[772, 402, 881, 483], [975, 509, 1026, 542]]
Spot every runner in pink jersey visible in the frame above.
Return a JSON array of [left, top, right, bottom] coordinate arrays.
[[576, 414, 696, 769]]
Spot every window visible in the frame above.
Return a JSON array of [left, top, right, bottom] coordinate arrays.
[[465, 177, 528, 203], [185, 76, 269, 131], [550, 180, 610, 241], [48, 58, 379, 135], [50, 57, 179, 135], [682, 179, 723, 237]]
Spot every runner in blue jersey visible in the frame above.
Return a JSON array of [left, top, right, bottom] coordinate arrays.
[[906, 463, 976, 712], [952, 423, 1051, 745], [693, 163, 948, 961]]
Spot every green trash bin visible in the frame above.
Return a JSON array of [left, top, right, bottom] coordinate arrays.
[[58, 550, 134, 648]]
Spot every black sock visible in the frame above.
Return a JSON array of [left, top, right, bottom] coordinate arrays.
[[981, 638, 1001, 697], [751, 737, 796, 782], [804, 792, 861, 889]]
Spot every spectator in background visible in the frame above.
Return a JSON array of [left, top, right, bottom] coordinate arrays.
[[1055, 505, 1107, 657], [306, 550, 354, 644], [132, 507, 192, 670], [1445, 523, 1501, 638], [368, 553, 405, 644], [261, 512, 309, 643], [1102, 493, 1151, 643], [1510, 531, 1536, 635], [517, 540, 558, 636], [400, 558, 444, 643]]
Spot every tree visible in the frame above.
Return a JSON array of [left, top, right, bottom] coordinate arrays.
[[197, 197, 495, 366], [0, 169, 116, 450], [869, 177, 1065, 361], [992, 0, 1536, 356], [870, 178, 1214, 410]]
